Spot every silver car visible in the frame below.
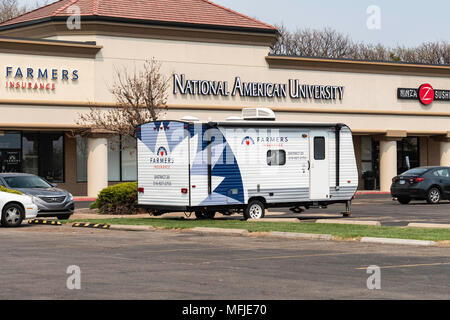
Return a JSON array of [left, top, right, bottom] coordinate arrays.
[[0, 173, 74, 220]]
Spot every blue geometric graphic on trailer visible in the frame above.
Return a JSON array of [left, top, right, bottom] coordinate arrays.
[[138, 121, 187, 154], [189, 124, 244, 206]]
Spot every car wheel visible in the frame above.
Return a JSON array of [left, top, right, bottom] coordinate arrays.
[[1, 203, 24, 227], [397, 197, 411, 205], [244, 200, 265, 220], [427, 187, 441, 204], [56, 214, 72, 220]]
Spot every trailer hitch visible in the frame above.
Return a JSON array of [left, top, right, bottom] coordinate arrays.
[[289, 207, 304, 214]]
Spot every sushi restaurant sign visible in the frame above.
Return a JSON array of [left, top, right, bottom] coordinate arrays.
[[4, 66, 79, 91]]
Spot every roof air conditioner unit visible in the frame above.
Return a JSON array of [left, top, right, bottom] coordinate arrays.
[[181, 115, 200, 122], [226, 116, 243, 121], [242, 108, 275, 121]]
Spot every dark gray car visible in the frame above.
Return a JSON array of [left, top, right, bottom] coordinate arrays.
[[0, 173, 74, 219]]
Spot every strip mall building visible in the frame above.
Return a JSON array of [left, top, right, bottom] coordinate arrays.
[[0, 0, 448, 196]]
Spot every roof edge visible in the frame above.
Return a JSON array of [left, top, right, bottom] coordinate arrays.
[[0, 14, 279, 35], [200, 0, 276, 31]]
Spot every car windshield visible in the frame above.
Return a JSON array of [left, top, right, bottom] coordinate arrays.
[[400, 168, 428, 176], [4, 176, 53, 189]]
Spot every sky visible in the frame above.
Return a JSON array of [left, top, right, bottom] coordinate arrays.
[[18, 0, 450, 48]]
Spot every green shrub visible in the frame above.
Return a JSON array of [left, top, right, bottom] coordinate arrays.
[[91, 182, 139, 215], [0, 186, 23, 195]]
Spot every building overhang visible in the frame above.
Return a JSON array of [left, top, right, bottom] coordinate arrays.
[[266, 55, 450, 77], [0, 36, 102, 58]]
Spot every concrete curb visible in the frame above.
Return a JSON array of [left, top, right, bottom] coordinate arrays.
[[74, 197, 96, 202], [189, 227, 248, 235], [248, 218, 301, 223], [109, 225, 155, 231], [268, 231, 332, 241], [407, 223, 450, 229], [355, 191, 391, 195], [360, 237, 436, 246], [316, 219, 381, 226], [68, 222, 444, 247]]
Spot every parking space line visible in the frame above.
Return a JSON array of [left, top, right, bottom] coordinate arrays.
[[141, 248, 228, 254], [232, 252, 357, 262], [356, 261, 450, 270]]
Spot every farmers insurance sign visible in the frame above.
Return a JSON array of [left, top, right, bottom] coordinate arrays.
[[398, 83, 450, 105], [173, 74, 345, 101], [5, 66, 79, 91]]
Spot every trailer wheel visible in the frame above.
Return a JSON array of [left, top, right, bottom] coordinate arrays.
[[194, 209, 216, 220], [244, 200, 265, 220]]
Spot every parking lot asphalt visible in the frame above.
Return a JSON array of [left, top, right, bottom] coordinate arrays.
[[75, 195, 450, 226], [271, 196, 450, 226], [2, 225, 450, 299]]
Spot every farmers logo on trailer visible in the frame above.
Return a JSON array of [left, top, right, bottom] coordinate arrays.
[[157, 146, 168, 157], [241, 136, 255, 146], [242, 136, 289, 147], [150, 146, 174, 164]]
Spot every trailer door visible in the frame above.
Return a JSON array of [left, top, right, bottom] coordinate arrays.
[[137, 121, 190, 208], [309, 131, 330, 200]]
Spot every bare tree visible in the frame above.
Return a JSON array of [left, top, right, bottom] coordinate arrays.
[[0, 0, 49, 23], [0, 0, 26, 22], [271, 25, 450, 65], [77, 58, 169, 139], [394, 41, 450, 65], [272, 26, 353, 58], [353, 43, 391, 62]]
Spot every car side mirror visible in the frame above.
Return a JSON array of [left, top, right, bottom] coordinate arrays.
[[52, 183, 58, 187]]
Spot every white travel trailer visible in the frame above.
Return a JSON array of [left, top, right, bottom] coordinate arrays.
[[137, 108, 358, 219]]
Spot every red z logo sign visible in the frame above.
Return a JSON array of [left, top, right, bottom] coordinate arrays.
[[418, 84, 435, 105]]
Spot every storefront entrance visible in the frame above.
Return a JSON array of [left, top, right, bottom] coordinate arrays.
[[397, 137, 420, 174], [0, 131, 64, 182], [360, 136, 420, 190]]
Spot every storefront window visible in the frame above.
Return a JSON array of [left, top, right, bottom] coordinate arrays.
[[76, 136, 87, 182], [21, 132, 64, 182], [76, 135, 137, 182], [121, 136, 137, 181], [22, 132, 39, 175], [397, 137, 419, 175], [0, 131, 21, 149], [39, 133, 64, 182], [108, 137, 121, 181], [0, 131, 64, 182], [0, 131, 22, 173], [361, 136, 376, 190]]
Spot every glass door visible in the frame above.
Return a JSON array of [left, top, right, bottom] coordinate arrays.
[[397, 137, 419, 175]]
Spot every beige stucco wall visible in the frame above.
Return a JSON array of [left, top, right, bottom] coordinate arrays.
[[0, 33, 447, 134], [0, 31, 447, 194]]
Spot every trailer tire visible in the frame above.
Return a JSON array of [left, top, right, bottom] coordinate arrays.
[[194, 209, 216, 220], [244, 200, 265, 220]]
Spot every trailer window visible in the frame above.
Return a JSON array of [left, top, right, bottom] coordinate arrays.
[[314, 137, 326, 160], [267, 150, 286, 166]]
